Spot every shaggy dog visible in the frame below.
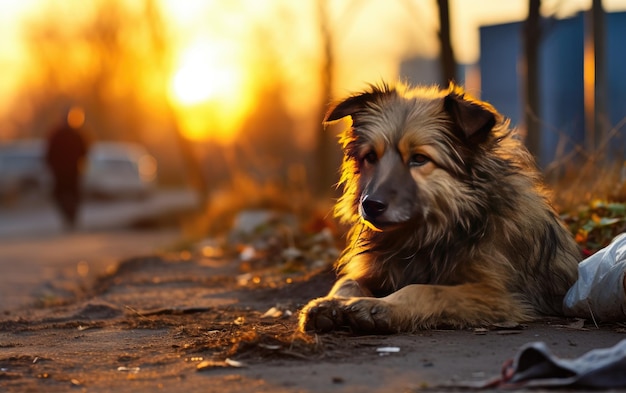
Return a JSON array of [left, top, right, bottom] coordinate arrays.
[[299, 82, 581, 333]]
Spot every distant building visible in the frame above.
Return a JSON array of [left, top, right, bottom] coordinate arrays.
[[399, 56, 468, 88], [480, 11, 626, 168], [399, 56, 442, 86]]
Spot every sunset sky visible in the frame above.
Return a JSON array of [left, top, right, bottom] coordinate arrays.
[[1, 0, 625, 141]]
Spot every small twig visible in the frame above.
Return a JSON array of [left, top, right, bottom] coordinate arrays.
[[279, 349, 315, 360], [586, 301, 599, 329], [124, 305, 149, 320]]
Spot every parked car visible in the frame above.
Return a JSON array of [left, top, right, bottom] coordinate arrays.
[[83, 142, 157, 199], [0, 140, 49, 198], [0, 140, 157, 201]]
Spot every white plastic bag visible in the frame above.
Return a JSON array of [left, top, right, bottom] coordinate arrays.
[[500, 339, 626, 388], [563, 233, 626, 321]]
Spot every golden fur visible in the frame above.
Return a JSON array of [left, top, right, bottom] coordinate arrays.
[[299, 82, 581, 333]]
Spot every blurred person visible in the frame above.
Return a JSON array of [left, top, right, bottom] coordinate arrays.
[[45, 106, 90, 230]]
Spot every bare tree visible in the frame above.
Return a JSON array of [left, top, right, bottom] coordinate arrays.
[[523, 0, 542, 160], [313, 0, 368, 197], [436, 0, 456, 85], [314, 0, 339, 197], [142, 0, 209, 201]]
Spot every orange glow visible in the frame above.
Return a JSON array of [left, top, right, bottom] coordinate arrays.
[[583, 33, 595, 148], [171, 42, 240, 106], [168, 39, 253, 142], [67, 106, 85, 129], [5, 0, 626, 145]]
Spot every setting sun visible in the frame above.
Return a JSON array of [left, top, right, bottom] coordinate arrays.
[[171, 42, 239, 106], [168, 39, 253, 142]]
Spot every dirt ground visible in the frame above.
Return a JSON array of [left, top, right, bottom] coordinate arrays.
[[2, 248, 626, 393]]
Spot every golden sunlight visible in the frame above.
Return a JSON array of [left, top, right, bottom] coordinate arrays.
[[171, 42, 238, 106], [168, 39, 253, 142]]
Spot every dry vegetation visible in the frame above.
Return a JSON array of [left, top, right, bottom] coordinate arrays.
[[546, 131, 626, 254]]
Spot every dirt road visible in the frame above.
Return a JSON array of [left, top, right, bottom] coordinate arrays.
[[1, 252, 624, 393], [0, 229, 183, 312], [0, 189, 196, 312]]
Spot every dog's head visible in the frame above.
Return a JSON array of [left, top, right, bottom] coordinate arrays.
[[326, 82, 505, 234]]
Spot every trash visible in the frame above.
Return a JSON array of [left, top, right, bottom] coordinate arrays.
[[376, 347, 400, 355], [282, 247, 303, 260], [196, 358, 246, 370], [261, 307, 283, 319], [261, 305, 293, 319], [497, 339, 626, 388], [225, 358, 245, 368], [239, 246, 256, 262], [117, 366, 140, 373], [563, 233, 626, 322], [237, 273, 253, 286], [258, 343, 281, 350]]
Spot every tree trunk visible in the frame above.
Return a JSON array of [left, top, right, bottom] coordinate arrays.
[[314, 0, 336, 197], [144, 0, 209, 203], [591, 0, 607, 151], [437, 0, 456, 85], [523, 0, 541, 161]]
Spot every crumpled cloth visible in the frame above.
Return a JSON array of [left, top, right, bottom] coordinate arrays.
[[563, 232, 626, 321], [499, 339, 626, 388]]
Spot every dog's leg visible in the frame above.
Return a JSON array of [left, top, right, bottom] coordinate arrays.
[[298, 277, 373, 333], [300, 283, 531, 333]]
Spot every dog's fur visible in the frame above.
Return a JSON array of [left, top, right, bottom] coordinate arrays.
[[299, 82, 581, 333]]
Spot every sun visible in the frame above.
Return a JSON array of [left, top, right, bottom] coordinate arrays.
[[171, 42, 238, 106], [168, 40, 252, 141]]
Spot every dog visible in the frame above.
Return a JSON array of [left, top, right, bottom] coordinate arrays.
[[299, 82, 581, 333]]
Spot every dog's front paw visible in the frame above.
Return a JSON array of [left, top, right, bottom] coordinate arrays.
[[299, 297, 396, 334], [344, 298, 394, 333], [299, 297, 346, 333]]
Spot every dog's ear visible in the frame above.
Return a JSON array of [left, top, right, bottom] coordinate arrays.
[[444, 87, 496, 145], [324, 92, 378, 123]]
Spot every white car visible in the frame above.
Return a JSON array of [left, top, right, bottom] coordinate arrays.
[[84, 142, 157, 199]]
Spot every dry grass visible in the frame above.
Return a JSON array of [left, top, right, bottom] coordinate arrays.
[[543, 117, 626, 211], [182, 170, 337, 241]]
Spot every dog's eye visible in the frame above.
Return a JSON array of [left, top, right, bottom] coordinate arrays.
[[410, 154, 430, 167], [363, 151, 377, 164]]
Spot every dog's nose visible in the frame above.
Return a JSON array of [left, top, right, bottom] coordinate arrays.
[[361, 197, 387, 218]]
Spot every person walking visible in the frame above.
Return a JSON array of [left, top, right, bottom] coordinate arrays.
[[45, 106, 90, 230]]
